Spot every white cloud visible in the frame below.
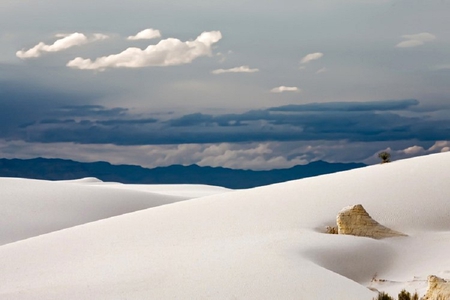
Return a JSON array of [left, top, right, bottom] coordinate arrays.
[[270, 86, 300, 93], [300, 52, 323, 64], [195, 143, 308, 170], [0, 140, 309, 170], [4, 139, 446, 171], [396, 40, 424, 48], [395, 32, 436, 48], [433, 64, 450, 70], [211, 65, 259, 74], [67, 31, 222, 70], [93, 33, 109, 40], [428, 141, 450, 153], [127, 28, 161, 40], [316, 67, 327, 74], [367, 140, 450, 164], [16, 33, 109, 59], [215, 50, 233, 63], [401, 145, 426, 155]]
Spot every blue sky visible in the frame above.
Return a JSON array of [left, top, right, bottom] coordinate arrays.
[[1, 0, 449, 169]]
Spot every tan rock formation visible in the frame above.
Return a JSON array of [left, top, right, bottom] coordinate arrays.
[[422, 275, 450, 300], [336, 204, 407, 239]]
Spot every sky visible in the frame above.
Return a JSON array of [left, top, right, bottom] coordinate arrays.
[[1, 0, 449, 170]]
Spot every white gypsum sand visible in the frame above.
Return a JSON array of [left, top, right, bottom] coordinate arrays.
[[0, 152, 449, 299], [62, 179, 232, 198], [0, 177, 229, 245]]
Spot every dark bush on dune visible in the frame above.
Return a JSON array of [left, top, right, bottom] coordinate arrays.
[[374, 289, 419, 300]]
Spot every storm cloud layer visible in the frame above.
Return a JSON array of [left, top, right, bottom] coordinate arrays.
[[2, 97, 448, 146]]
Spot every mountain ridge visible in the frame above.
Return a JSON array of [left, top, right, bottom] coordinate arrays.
[[0, 157, 366, 189]]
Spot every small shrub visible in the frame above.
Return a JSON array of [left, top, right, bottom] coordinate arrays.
[[398, 289, 412, 300], [373, 290, 419, 300], [325, 226, 338, 234], [378, 151, 391, 163], [375, 292, 394, 300]]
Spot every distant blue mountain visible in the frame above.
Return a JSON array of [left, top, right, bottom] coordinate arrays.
[[0, 158, 366, 189]]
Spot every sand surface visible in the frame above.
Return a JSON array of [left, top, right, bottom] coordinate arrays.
[[1, 153, 449, 299]]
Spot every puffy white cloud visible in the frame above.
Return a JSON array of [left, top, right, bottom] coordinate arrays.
[[367, 140, 450, 164], [395, 32, 436, 48], [5, 138, 447, 171], [211, 65, 259, 74], [428, 141, 450, 153], [127, 28, 161, 40], [195, 143, 308, 170], [270, 86, 300, 93], [401, 145, 426, 155], [67, 31, 222, 70], [16, 33, 109, 59], [300, 52, 323, 64], [93, 33, 109, 40], [0, 140, 309, 170]]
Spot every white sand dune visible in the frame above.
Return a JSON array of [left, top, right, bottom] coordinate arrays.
[[61, 178, 231, 198], [0, 153, 450, 299], [0, 177, 229, 245]]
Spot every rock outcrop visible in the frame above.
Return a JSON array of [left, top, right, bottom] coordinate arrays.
[[336, 204, 407, 239], [422, 275, 450, 300]]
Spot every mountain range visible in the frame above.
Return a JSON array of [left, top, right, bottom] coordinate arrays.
[[0, 157, 366, 189]]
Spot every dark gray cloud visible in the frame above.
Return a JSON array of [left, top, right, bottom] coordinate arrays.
[[0, 80, 85, 138], [5, 98, 448, 146], [0, 78, 126, 139], [96, 118, 158, 126], [40, 119, 76, 125], [268, 99, 420, 112], [55, 105, 128, 117]]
